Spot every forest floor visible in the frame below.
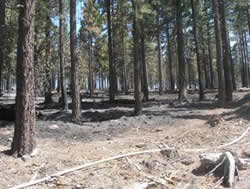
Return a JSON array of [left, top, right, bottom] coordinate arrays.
[[1, 89, 250, 189]]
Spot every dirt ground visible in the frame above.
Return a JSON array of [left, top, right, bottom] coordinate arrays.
[[1, 90, 250, 189]]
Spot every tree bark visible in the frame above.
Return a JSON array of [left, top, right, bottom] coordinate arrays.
[[227, 35, 236, 90], [107, 0, 115, 102], [206, 16, 214, 89], [166, 22, 175, 91], [132, 0, 142, 115], [176, 0, 187, 102], [156, 14, 163, 95], [212, 0, 226, 104], [70, 0, 81, 121], [202, 49, 210, 89], [88, 33, 94, 98], [11, 0, 36, 156], [59, 0, 68, 110], [44, 12, 53, 104], [239, 31, 248, 87], [191, 0, 204, 100], [140, 24, 149, 101], [218, 0, 233, 101], [0, 1, 5, 96], [247, 8, 250, 36]]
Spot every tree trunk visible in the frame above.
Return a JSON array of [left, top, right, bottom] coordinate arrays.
[[141, 25, 149, 101], [239, 32, 248, 87], [212, 0, 226, 104], [70, 0, 81, 121], [59, 0, 68, 110], [187, 58, 192, 88], [11, 0, 36, 156], [176, 0, 187, 102], [227, 35, 236, 90], [166, 22, 175, 91], [247, 8, 250, 36], [0, 1, 5, 96], [44, 13, 53, 105], [132, 0, 142, 115], [88, 34, 94, 98], [206, 17, 214, 89], [243, 32, 250, 85], [218, 0, 233, 101], [156, 14, 163, 95], [202, 49, 210, 89], [191, 0, 204, 100], [107, 0, 115, 102], [6, 69, 11, 93]]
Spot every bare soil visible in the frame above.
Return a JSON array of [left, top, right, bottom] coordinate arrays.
[[1, 90, 250, 189]]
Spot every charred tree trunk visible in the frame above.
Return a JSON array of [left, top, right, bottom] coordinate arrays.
[[11, 0, 36, 156], [166, 22, 175, 91], [218, 0, 233, 101], [202, 49, 210, 89], [107, 0, 115, 102], [70, 0, 81, 121], [88, 34, 94, 98], [227, 35, 236, 91], [6, 70, 11, 93], [206, 18, 214, 89], [132, 0, 142, 115], [156, 14, 163, 95], [191, 0, 204, 100], [239, 32, 248, 87], [247, 8, 250, 36], [141, 25, 149, 101], [212, 0, 226, 104], [176, 0, 187, 101], [0, 1, 5, 96], [59, 0, 68, 110], [44, 13, 53, 105]]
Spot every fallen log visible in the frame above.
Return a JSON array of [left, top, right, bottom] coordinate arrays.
[[9, 148, 172, 189], [199, 152, 250, 187]]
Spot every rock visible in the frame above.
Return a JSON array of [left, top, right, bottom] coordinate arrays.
[[181, 158, 195, 166], [161, 148, 180, 160], [110, 120, 121, 125], [154, 128, 163, 132], [31, 148, 39, 157], [127, 182, 150, 189], [207, 115, 224, 127], [21, 155, 32, 161], [49, 124, 59, 130], [135, 143, 147, 148]]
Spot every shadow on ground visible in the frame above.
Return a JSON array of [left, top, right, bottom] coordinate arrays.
[[223, 94, 250, 122]]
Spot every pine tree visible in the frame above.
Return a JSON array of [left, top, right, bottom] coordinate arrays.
[[59, 0, 68, 110], [212, 0, 226, 104], [132, 0, 142, 115], [176, 0, 187, 101], [11, 0, 36, 156], [0, 1, 5, 96], [191, 0, 204, 100], [70, 0, 81, 121]]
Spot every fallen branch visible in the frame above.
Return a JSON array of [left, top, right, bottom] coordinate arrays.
[[200, 152, 243, 187], [29, 163, 45, 182], [184, 127, 250, 152], [9, 127, 250, 189], [9, 148, 170, 189], [212, 176, 224, 189], [208, 157, 226, 176], [223, 152, 236, 187]]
